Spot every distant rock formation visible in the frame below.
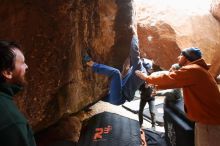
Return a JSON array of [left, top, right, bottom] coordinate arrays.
[[135, 0, 220, 78], [211, 0, 220, 21]]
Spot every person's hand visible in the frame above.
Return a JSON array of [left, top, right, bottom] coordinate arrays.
[[169, 63, 180, 72], [149, 85, 157, 96], [135, 70, 148, 80]]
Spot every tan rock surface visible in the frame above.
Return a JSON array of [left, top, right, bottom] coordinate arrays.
[[135, 0, 220, 78], [211, 0, 220, 21], [0, 0, 133, 131]]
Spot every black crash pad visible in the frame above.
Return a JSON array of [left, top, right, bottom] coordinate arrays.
[[49, 112, 168, 146], [49, 112, 141, 146], [77, 112, 142, 146]]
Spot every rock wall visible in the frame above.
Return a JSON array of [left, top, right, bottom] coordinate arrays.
[[0, 0, 133, 132], [210, 0, 220, 77], [135, 0, 220, 78], [211, 0, 220, 21]]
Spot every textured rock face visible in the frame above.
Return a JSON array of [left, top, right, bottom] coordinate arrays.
[[135, 0, 220, 77], [0, 0, 133, 131], [211, 0, 220, 21]]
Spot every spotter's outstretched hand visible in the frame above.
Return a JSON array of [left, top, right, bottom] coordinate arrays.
[[135, 70, 148, 80]]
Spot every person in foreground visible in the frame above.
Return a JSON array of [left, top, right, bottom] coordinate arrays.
[[83, 25, 154, 105], [0, 41, 36, 146], [135, 47, 220, 146]]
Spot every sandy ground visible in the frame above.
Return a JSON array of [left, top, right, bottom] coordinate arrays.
[[87, 96, 165, 132]]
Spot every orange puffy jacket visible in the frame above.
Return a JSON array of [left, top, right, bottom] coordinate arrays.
[[145, 59, 220, 125]]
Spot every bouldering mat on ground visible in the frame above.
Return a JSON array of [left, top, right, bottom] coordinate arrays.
[[48, 112, 167, 146], [77, 112, 142, 146]]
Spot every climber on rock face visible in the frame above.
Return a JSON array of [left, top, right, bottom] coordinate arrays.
[[82, 25, 155, 105]]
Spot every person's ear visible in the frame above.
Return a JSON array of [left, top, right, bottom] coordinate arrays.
[[1, 70, 13, 80]]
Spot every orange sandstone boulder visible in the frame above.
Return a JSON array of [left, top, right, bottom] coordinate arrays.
[[136, 0, 220, 77]]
